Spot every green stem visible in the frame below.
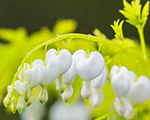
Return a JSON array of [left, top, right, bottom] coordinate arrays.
[[94, 110, 117, 120], [137, 27, 147, 60]]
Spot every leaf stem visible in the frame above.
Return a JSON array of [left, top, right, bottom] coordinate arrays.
[[94, 110, 117, 120], [137, 27, 147, 60]]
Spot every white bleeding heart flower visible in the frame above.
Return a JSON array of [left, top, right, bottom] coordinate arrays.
[[18, 59, 45, 88], [14, 80, 29, 95], [81, 81, 91, 99], [73, 50, 105, 81], [90, 88, 104, 107], [128, 75, 150, 104], [40, 61, 59, 86], [111, 66, 130, 98], [90, 67, 107, 107], [46, 49, 72, 75]]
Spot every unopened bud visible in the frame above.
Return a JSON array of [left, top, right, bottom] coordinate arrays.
[[17, 96, 26, 114], [11, 98, 17, 114], [38, 86, 48, 105], [3, 94, 11, 108], [24, 89, 31, 103]]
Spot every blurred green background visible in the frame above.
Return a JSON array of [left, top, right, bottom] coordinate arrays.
[[0, 0, 150, 120]]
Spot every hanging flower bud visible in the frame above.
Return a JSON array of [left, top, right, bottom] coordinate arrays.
[[3, 85, 14, 107], [90, 67, 107, 107], [38, 86, 48, 105], [46, 49, 72, 75], [24, 88, 31, 103], [14, 80, 29, 95], [111, 66, 130, 98], [40, 61, 59, 86], [81, 81, 91, 99], [17, 96, 26, 114], [11, 98, 17, 114], [128, 75, 150, 104], [73, 50, 105, 81]]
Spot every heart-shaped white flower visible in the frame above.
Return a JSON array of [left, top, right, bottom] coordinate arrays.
[[18, 59, 45, 88], [40, 61, 59, 86], [14, 80, 29, 95], [111, 66, 130, 97], [73, 50, 105, 81], [46, 49, 72, 75], [128, 75, 150, 104]]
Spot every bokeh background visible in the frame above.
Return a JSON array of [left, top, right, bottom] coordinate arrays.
[[0, 0, 150, 120]]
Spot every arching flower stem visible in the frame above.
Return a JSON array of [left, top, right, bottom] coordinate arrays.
[[11, 33, 149, 86]]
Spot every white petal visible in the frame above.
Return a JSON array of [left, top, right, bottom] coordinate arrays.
[[129, 71, 136, 85], [61, 85, 74, 102], [73, 50, 105, 81], [41, 61, 59, 86], [7, 86, 14, 98], [46, 49, 72, 75], [30, 61, 45, 88], [114, 98, 125, 116], [90, 88, 104, 107], [128, 76, 150, 104], [81, 81, 91, 99], [62, 58, 76, 84], [123, 110, 135, 119], [110, 65, 119, 77], [91, 67, 107, 88], [111, 66, 130, 97], [120, 97, 133, 111], [14, 80, 29, 95]]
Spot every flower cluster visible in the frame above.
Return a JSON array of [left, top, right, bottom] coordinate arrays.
[[3, 49, 107, 113], [111, 65, 150, 119], [3, 47, 150, 119]]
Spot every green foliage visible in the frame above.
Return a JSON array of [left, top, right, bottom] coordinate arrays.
[[111, 19, 124, 41], [120, 0, 149, 28]]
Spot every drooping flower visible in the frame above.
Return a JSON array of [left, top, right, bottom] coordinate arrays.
[[56, 57, 76, 102], [73, 50, 105, 81], [46, 49, 72, 75], [73, 50, 105, 99]]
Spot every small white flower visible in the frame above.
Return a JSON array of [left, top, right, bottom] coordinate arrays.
[[18, 59, 45, 88], [128, 73, 150, 104], [14, 80, 29, 95], [46, 49, 72, 75], [73, 50, 105, 81], [56, 57, 76, 102], [111, 66, 130, 98]]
